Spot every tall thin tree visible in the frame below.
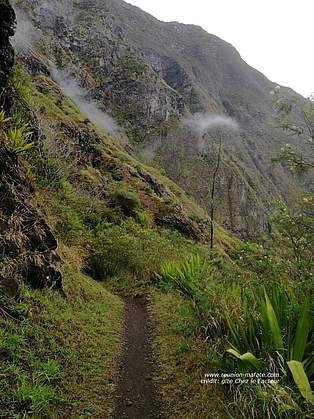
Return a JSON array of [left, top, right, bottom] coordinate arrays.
[[209, 132, 222, 250]]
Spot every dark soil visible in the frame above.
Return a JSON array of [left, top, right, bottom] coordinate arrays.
[[113, 298, 164, 419]]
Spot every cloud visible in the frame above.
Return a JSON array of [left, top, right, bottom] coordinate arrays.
[[50, 67, 121, 134], [11, 2, 120, 135], [182, 112, 239, 136]]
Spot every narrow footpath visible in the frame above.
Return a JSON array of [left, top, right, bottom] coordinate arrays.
[[113, 298, 164, 419]]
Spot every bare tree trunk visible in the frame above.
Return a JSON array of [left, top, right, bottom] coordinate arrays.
[[210, 134, 222, 250]]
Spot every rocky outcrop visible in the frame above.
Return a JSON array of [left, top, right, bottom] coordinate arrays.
[[0, 0, 15, 110], [0, 144, 62, 292], [0, 0, 61, 294], [155, 213, 202, 240]]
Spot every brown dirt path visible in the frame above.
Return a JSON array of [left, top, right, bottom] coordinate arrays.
[[112, 298, 164, 419]]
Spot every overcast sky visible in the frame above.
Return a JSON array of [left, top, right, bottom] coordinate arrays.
[[126, 0, 313, 98]]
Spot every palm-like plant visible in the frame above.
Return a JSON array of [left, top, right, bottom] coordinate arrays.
[[155, 255, 209, 299], [5, 126, 34, 154], [225, 286, 314, 404]]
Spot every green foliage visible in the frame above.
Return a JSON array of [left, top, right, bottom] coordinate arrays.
[[287, 361, 314, 405], [155, 255, 229, 339], [225, 285, 314, 412], [87, 219, 201, 285], [136, 210, 152, 227], [5, 123, 34, 154], [109, 187, 140, 216], [15, 379, 56, 416], [0, 270, 123, 418], [261, 289, 284, 352], [0, 110, 11, 124], [0, 109, 34, 154], [6, 332, 24, 359], [35, 360, 60, 383], [291, 302, 310, 362], [226, 348, 262, 372], [155, 260, 179, 291], [156, 255, 209, 301], [270, 198, 314, 282]]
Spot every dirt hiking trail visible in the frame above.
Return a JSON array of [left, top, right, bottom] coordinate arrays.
[[113, 298, 164, 418]]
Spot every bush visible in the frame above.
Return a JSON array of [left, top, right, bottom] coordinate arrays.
[[86, 220, 201, 282], [155, 255, 209, 299], [109, 188, 140, 216]]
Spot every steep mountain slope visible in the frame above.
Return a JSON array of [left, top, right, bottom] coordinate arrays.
[[0, 0, 61, 295], [12, 0, 306, 238]]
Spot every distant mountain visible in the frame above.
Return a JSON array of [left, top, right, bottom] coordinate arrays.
[[13, 0, 308, 237]]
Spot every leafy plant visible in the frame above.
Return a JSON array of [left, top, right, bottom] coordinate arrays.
[[5, 126, 34, 154], [260, 290, 283, 352], [287, 361, 314, 404], [15, 379, 55, 415], [270, 199, 314, 282], [155, 255, 209, 300], [109, 188, 140, 216], [155, 260, 179, 291], [225, 286, 314, 405], [0, 110, 11, 125], [35, 360, 60, 383], [226, 348, 262, 372]]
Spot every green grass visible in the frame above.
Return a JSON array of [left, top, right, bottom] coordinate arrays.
[[149, 290, 231, 419], [0, 263, 124, 418]]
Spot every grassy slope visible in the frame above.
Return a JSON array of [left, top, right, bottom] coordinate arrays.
[[0, 257, 124, 418], [150, 290, 230, 419]]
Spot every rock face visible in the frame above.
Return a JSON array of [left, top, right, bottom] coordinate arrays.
[[12, 0, 306, 238], [0, 0, 15, 110], [0, 0, 61, 294], [0, 144, 62, 292]]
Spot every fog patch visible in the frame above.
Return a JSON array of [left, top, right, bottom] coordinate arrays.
[[182, 112, 238, 136], [51, 68, 121, 134], [12, 8, 41, 51]]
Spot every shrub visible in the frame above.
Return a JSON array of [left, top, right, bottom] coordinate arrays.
[[156, 255, 209, 298], [109, 188, 140, 216], [86, 220, 201, 282]]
